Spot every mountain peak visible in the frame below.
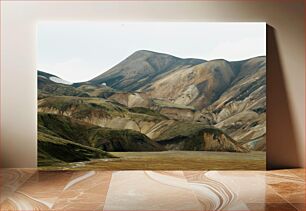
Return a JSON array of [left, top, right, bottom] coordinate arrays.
[[129, 50, 180, 60], [90, 51, 205, 91], [133, 49, 160, 54]]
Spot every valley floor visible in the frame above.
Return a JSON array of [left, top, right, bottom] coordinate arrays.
[[39, 151, 266, 170]]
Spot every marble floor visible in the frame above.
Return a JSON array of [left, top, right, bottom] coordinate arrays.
[[0, 169, 304, 211]]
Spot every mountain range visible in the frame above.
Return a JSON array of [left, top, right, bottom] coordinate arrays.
[[38, 50, 266, 166]]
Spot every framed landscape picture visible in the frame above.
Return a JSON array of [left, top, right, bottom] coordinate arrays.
[[37, 22, 266, 170]]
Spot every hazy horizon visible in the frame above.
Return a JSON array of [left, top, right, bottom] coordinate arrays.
[[38, 22, 266, 83]]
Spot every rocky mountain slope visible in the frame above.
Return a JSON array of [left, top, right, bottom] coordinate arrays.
[[38, 112, 115, 166], [153, 122, 247, 152], [38, 131, 114, 166], [38, 96, 168, 134], [38, 112, 165, 154], [38, 96, 248, 153], [209, 57, 266, 151], [87, 52, 266, 151], [38, 70, 116, 99], [89, 50, 205, 91], [142, 59, 238, 109], [37, 50, 266, 159]]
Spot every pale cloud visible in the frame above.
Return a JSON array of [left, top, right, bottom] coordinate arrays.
[[208, 37, 266, 61], [38, 58, 103, 82]]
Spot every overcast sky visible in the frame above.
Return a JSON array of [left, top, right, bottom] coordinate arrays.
[[37, 22, 266, 83]]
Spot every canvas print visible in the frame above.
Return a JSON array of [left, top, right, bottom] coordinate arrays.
[[37, 22, 266, 170]]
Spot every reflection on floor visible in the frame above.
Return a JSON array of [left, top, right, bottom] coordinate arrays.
[[0, 169, 304, 210]]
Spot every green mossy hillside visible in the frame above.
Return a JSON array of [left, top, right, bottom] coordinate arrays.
[[38, 132, 115, 166], [155, 122, 247, 152], [38, 96, 167, 122], [38, 112, 165, 152]]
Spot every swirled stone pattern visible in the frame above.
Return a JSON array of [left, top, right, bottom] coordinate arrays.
[[0, 169, 304, 210]]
